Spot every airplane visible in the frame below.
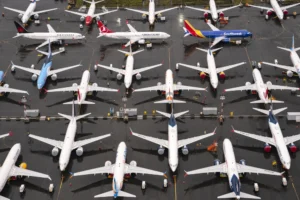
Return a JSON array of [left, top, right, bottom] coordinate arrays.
[[4, 0, 57, 24], [65, 0, 118, 26], [11, 42, 82, 90], [133, 69, 207, 104], [73, 141, 164, 198], [224, 68, 299, 104], [125, 0, 178, 25], [246, 0, 300, 21], [28, 102, 111, 171], [185, 0, 241, 22], [232, 105, 300, 170], [183, 20, 252, 47], [0, 143, 51, 200], [185, 138, 283, 199], [130, 109, 216, 172], [96, 44, 162, 93], [0, 71, 29, 95], [46, 70, 119, 105], [176, 47, 246, 89], [13, 21, 85, 49], [262, 36, 300, 79], [97, 20, 170, 47]]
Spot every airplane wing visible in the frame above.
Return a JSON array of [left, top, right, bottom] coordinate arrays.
[[10, 166, 51, 180], [47, 85, 78, 93], [72, 134, 111, 150], [74, 165, 115, 177], [124, 38, 141, 47], [65, 10, 87, 17], [178, 129, 216, 148], [125, 8, 149, 15], [232, 128, 275, 145], [127, 23, 138, 33], [33, 8, 58, 15], [224, 84, 257, 92], [48, 64, 82, 76], [125, 164, 164, 176], [130, 129, 169, 148], [0, 133, 9, 139], [11, 62, 40, 75], [36, 39, 59, 50], [267, 84, 299, 91], [132, 64, 162, 75], [211, 36, 226, 48], [133, 84, 166, 92], [185, 6, 211, 13], [97, 64, 125, 75], [0, 86, 28, 95], [284, 134, 300, 145], [185, 163, 227, 175], [87, 85, 118, 92], [206, 22, 220, 31], [46, 24, 56, 33], [173, 84, 206, 91], [217, 4, 241, 13], [3, 7, 25, 14], [29, 134, 64, 149], [280, 3, 300, 11], [216, 62, 246, 73], [247, 4, 272, 11], [236, 163, 283, 176], [262, 62, 296, 73], [93, 9, 118, 18], [176, 63, 210, 74], [154, 7, 178, 15]]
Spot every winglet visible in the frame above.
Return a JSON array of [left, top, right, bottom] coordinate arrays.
[[213, 127, 217, 134], [231, 125, 235, 133], [184, 170, 188, 177], [129, 128, 133, 135], [9, 131, 13, 136]]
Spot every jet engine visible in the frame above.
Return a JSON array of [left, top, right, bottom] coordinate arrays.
[[283, 10, 288, 16], [158, 145, 165, 155], [105, 161, 112, 177], [130, 160, 137, 177], [266, 81, 272, 86], [136, 73, 142, 80], [142, 13, 147, 19], [51, 74, 57, 81], [177, 81, 182, 95], [72, 83, 78, 87], [264, 143, 272, 153], [34, 14, 39, 20], [76, 147, 83, 156], [31, 74, 38, 81], [3, 84, 9, 88], [138, 39, 145, 44], [96, 16, 101, 21], [245, 81, 251, 93], [214, 159, 221, 176], [18, 14, 23, 19], [219, 71, 226, 79], [219, 12, 224, 18], [267, 10, 273, 16], [80, 16, 85, 22], [289, 143, 297, 153], [287, 70, 293, 78], [200, 72, 206, 79], [239, 159, 246, 165], [181, 145, 189, 155], [204, 12, 209, 19], [52, 147, 59, 156], [157, 82, 162, 95], [117, 73, 123, 80]]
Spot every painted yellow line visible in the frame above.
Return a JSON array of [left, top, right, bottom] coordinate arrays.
[[290, 176, 300, 200], [56, 175, 65, 200], [173, 175, 177, 200]]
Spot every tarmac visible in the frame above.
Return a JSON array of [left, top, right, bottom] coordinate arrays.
[[0, 0, 300, 200]]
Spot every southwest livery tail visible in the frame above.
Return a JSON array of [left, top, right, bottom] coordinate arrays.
[[58, 101, 91, 120], [13, 21, 30, 37], [183, 20, 203, 38], [97, 21, 113, 37], [94, 190, 136, 198]]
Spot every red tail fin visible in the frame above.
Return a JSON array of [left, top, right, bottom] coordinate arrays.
[[97, 21, 113, 33], [77, 89, 81, 101], [184, 20, 197, 36], [264, 88, 269, 99], [14, 21, 29, 33]]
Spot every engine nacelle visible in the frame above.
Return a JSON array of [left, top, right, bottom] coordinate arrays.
[[51, 74, 57, 81], [34, 14, 39, 20], [142, 13, 147, 19], [204, 12, 209, 18], [92, 83, 98, 87], [158, 145, 165, 155], [222, 38, 231, 43], [96, 16, 101, 21], [260, 9, 264, 14], [264, 143, 272, 153], [18, 14, 23, 19], [76, 147, 83, 156], [219, 12, 224, 18], [239, 159, 246, 165], [31, 74, 38, 81], [52, 147, 59, 156], [157, 82, 162, 95], [117, 73, 122, 80], [287, 70, 293, 78], [136, 73, 142, 80], [80, 16, 85, 22], [245, 82, 251, 86], [200, 72, 206, 79], [289, 143, 297, 153], [219, 71, 225, 79], [267, 10, 273, 16], [138, 39, 145, 44], [214, 159, 220, 165], [105, 160, 112, 166], [72, 83, 78, 87], [181, 145, 189, 155], [266, 81, 272, 86], [130, 160, 137, 176], [3, 84, 9, 88], [177, 81, 182, 86], [283, 9, 288, 16], [11, 65, 15, 72], [30, 64, 35, 69]]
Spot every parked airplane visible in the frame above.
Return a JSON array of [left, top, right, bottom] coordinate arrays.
[[13, 21, 85, 49], [224, 68, 299, 104], [133, 69, 206, 104], [130, 109, 215, 172], [0, 71, 29, 95], [0, 143, 51, 200], [232, 105, 300, 170], [11, 42, 81, 90], [28, 102, 111, 171], [97, 20, 170, 47], [247, 0, 300, 20], [125, 0, 177, 25], [46, 70, 118, 105], [185, 0, 241, 22], [183, 20, 252, 47], [4, 0, 57, 24], [97, 44, 161, 93], [176, 47, 246, 89], [262, 36, 300, 78], [185, 139, 283, 199], [73, 142, 164, 198], [65, 0, 118, 26]]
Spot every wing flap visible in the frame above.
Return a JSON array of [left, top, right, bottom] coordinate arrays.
[[132, 64, 162, 74], [10, 166, 51, 180], [72, 134, 111, 150], [224, 84, 257, 92], [178, 129, 216, 148], [284, 134, 300, 145], [130, 129, 168, 148], [74, 165, 115, 176], [177, 63, 210, 74], [125, 164, 163, 176], [29, 134, 63, 149], [185, 163, 227, 175], [87, 85, 118, 92], [262, 62, 296, 73], [133, 84, 166, 92], [48, 64, 82, 76], [232, 128, 275, 145], [236, 163, 282, 176], [174, 84, 206, 91], [216, 62, 246, 73], [97, 64, 125, 74]]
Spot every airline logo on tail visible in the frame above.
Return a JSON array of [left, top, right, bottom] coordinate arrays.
[[97, 21, 113, 34], [264, 88, 269, 99], [183, 20, 206, 38], [14, 21, 29, 34], [77, 89, 81, 101]]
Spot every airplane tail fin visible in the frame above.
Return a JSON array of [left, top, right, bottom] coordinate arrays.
[[253, 107, 287, 115], [154, 99, 186, 104], [14, 21, 30, 34], [250, 99, 284, 104], [183, 27, 191, 37], [184, 20, 198, 37], [217, 191, 260, 199], [97, 21, 113, 34], [94, 190, 136, 198], [63, 100, 95, 105]]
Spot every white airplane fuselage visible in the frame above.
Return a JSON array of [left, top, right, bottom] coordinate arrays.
[[59, 119, 77, 171], [209, 0, 218, 22], [206, 50, 218, 88], [168, 121, 179, 172], [112, 142, 127, 195], [148, 0, 155, 25], [252, 68, 269, 104], [101, 32, 170, 40], [85, 3, 96, 25], [165, 69, 175, 103], [124, 55, 134, 88], [270, 0, 284, 20], [77, 70, 90, 104], [290, 51, 300, 78], [22, 2, 36, 23], [19, 33, 85, 41]]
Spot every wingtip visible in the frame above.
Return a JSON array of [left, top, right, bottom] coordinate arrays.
[[231, 125, 235, 133], [184, 170, 188, 177], [9, 131, 13, 136], [213, 127, 217, 134]]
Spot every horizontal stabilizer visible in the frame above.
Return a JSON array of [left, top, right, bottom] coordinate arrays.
[[196, 47, 223, 53], [94, 190, 136, 198], [63, 100, 95, 105], [154, 99, 186, 104], [253, 107, 287, 116], [250, 99, 284, 104], [277, 46, 292, 52]]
